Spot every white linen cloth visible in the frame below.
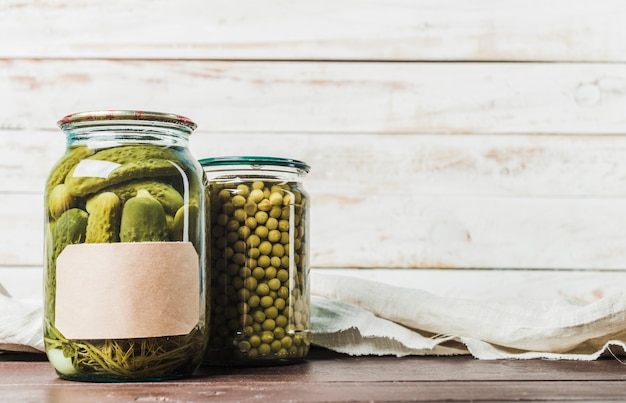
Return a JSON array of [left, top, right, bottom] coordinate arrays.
[[310, 271, 626, 360], [3, 269, 626, 360], [0, 285, 43, 353]]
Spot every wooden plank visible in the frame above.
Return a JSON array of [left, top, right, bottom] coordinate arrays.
[[1, 60, 625, 134], [8, 131, 626, 196], [0, 0, 625, 62], [4, 381, 626, 402], [2, 354, 626, 401], [4, 191, 626, 269]]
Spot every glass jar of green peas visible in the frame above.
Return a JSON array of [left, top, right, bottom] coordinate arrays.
[[200, 156, 311, 365]]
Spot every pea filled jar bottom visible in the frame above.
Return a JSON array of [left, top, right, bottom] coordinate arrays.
[[204, 330, 311, 366]]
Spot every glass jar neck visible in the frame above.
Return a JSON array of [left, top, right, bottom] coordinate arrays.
[[62, 121, 193, 149], [205, 166, 307, 183]]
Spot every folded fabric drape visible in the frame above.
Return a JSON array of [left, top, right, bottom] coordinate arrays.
[[310, 271, 626, 360]]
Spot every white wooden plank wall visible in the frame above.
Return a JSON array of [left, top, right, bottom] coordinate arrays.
[[2, 0, 626, 295]]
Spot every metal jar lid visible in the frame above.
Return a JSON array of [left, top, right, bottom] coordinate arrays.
[[57, 110, 197, 130], [199, 156, 310, 173]]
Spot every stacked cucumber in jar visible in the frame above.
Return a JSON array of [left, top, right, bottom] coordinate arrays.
[[201, 157, 311, 365]]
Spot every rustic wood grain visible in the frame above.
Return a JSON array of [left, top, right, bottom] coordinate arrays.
[[5, 130, 626, 269], [1, 350, 626, 402], [1, 60, 625, 134], [0, 0, 624, 62], [6, 182, 626, 269]]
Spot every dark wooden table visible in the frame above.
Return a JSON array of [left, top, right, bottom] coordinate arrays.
[[2, 347, 626, 402]]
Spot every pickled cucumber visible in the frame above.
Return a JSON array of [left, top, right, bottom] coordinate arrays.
[[120, 189, 169, 242], [88, 179, 184, 216], [64, 145, 182, 197], [48, 184, 77, 220], [85, 192, 122, 243], [45, 146, 95, 196], [52, 208, 88, 261]]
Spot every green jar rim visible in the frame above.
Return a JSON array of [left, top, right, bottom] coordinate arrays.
[[57, 110, 197, 130], [199, 156, 310, 173]]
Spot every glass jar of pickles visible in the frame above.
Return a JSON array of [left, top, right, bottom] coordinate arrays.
[[43, 110, 208, 381], [200, 156, 311, 365]]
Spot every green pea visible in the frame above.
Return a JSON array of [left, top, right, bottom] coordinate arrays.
[[217, 213, 229, 226], [265, 306, 278, 319], [252, 181, 265, 190], [266, 217, 278, 230], [248, 294, 260, 308], [264, 266, 277, 279], [262, 318, 276, 331], [244, 202, 257, 215], [278, 286, 289, 299], [274, 298, 286, 310], [238, 288, 250, 301], [246, 234, 261, 248], [222, 202, 235, 215], [269, 206, 282, 219], [273, 326, 285, 339], [272, 243, 285, 257], [247, 247, 260, 259], [232, 195, 246, 207], [256, 283, 270, 296], [239, 266, 252, 278], [253, 310, 266, 323], [255, 225, 269, 239], [277, 269, 289, 282], [271, 256, 282, 268], [261, 331, 274, 343], [245, 217, 258, 229], [232, 253, 246, 265], [243, 276, 257, 290], [278, 220, 289, 231], [233, 240, 245, 253], [258, 241, 272, 255], [258, 199, 271, 211], [232, 209, 246, 223], [249, 188, 264, 203], [269, 192, 283, 206], [268, 278, 281, 291], [232, 277, 243, 289], [237, 184, 250, 197], [249, 335, 261, 347], [258, 343, 271, 356], [218, 189, 231, 201], [260, 295, 274, 308], [252, 266, 265, 280], [255, 211, 268, 225], [270, 340, 282, 352], [258, 255, 271, 268], [268, 229, 281, 243], [237, 225, 251, 239], [226, 231, 239, 244], [275, 315, 288, 328], [281, 336, 293, 348]]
